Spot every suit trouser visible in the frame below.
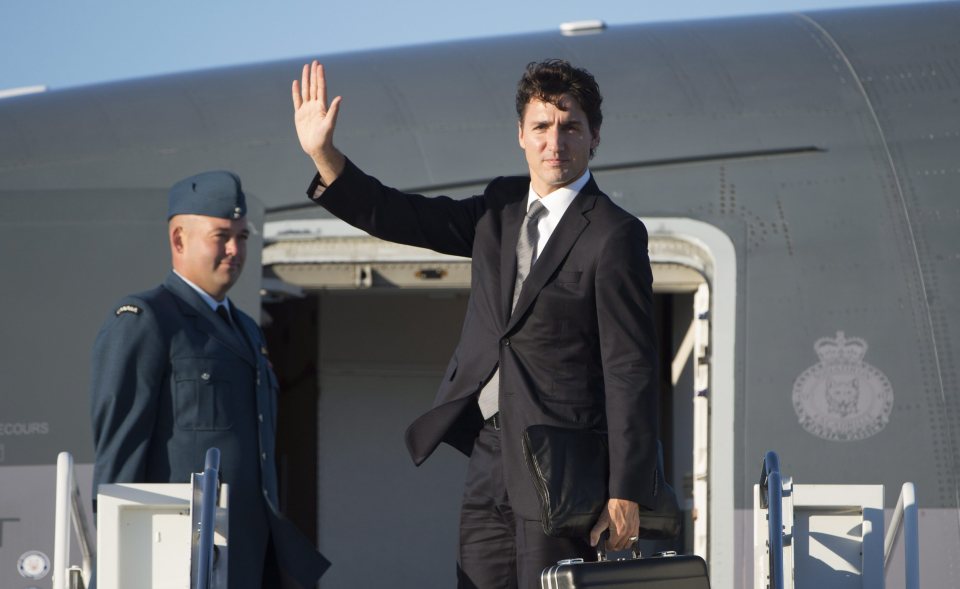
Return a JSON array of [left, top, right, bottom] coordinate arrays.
[[457, 419, 594, 589]]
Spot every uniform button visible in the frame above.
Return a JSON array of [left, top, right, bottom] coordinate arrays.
[[262, 488, 268, 497], [201, 372, 211, 381], [261, 452, 267, 461], [503, 339, 511, 347], [258, 414, 264, 423], [256, 377, 261, 385]]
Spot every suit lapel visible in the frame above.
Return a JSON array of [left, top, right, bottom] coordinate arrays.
[[505, 180, 600, 333], [499, 195, 527, 324], [163, 272, 256, 365]]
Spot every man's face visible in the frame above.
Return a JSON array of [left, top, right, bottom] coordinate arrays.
[[170, 215, 249, 300], [518, 94, 600, 196]]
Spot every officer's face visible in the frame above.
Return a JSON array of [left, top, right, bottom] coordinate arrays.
[[518, 94, 599, 197], [171, 215, 249, 300]]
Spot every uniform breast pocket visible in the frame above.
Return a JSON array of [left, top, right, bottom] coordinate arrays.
[[173, 358, 235, 431]]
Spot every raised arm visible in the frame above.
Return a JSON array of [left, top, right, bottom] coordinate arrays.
[[292, 61, 346, 185]]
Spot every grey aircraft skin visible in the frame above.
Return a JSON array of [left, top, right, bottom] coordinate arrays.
[[1, 1, 959, 587]]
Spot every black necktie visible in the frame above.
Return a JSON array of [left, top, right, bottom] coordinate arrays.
[[216, 304, 233, 327]]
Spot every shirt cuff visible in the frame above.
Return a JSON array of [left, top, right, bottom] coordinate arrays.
[[306, 173, 326, 200]]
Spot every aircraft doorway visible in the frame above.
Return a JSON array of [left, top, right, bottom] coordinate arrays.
[[264, 288, 701, 585], [261, 235, 712, 586], [263, 289, 472, 588]]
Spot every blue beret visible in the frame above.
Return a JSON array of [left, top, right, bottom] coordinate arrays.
[[168, 171, 246, 220]]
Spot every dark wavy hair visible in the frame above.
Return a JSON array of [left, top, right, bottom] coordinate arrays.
[[515, 59, 603, 151]]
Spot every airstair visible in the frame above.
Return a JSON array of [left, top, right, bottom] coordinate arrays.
[[754, 451, 919, 589], [55, 447, 918, 589], [53, 449, 227, 589]]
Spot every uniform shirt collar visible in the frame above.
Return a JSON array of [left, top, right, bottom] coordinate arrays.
[[173, 270, 231, 313]]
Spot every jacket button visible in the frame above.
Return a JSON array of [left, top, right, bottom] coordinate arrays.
[[258, 414, 264, 423], [261, 452, 267, 461], [503, 339, 511, 347], [201, 372, 210, 381]]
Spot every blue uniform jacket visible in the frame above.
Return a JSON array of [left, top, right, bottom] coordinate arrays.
[[90, 271, 329, 588]]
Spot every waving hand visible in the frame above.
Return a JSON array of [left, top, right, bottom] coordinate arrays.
[[292, 61, 346, 185]]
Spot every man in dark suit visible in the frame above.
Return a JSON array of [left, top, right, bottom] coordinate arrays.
[[90, 171, 329, 589], [292, 59, 660, 588]]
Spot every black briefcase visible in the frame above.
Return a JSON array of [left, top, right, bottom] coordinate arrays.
[[540, 551, 710, 589]]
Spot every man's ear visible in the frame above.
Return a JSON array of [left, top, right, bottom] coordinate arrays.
[[517, 120, 525, 149], [170, 224, 186, 254]]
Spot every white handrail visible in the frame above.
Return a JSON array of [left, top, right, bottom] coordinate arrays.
[[54, 452, 95, 589], [53, 452, 72, 589], [883, 482, 919, 589]]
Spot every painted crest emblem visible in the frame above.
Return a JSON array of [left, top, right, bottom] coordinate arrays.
[[792, 331, 893, 441]]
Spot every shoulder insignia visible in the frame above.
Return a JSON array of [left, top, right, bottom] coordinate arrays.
[[115, 304, 142, 316]]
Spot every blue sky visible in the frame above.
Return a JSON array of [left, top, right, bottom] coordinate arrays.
[[0, 0, 942, 91]]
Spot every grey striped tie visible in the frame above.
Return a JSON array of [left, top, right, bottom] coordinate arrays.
[[478, 199, 548, 419]]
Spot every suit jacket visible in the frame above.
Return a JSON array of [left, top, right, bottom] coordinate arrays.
[[90, 271, 329, 589], [311, 159, 660, 521]]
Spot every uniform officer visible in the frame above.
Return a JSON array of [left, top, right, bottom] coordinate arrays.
[[90, 171, 329, 589]]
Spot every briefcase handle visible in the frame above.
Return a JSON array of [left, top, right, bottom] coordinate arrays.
[[595, 530, 641, 562]]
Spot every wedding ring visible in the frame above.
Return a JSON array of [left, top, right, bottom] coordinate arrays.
[[629, 536, 639, 542]]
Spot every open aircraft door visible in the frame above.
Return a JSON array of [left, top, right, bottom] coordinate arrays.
[[646, 218, 737, 584], [261, 215, 737, 586]]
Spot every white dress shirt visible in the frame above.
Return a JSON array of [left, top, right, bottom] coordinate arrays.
[[526, 170, 591, 262]]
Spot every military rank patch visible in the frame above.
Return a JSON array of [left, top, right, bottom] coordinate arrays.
[[115, 304, 142, 316]]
